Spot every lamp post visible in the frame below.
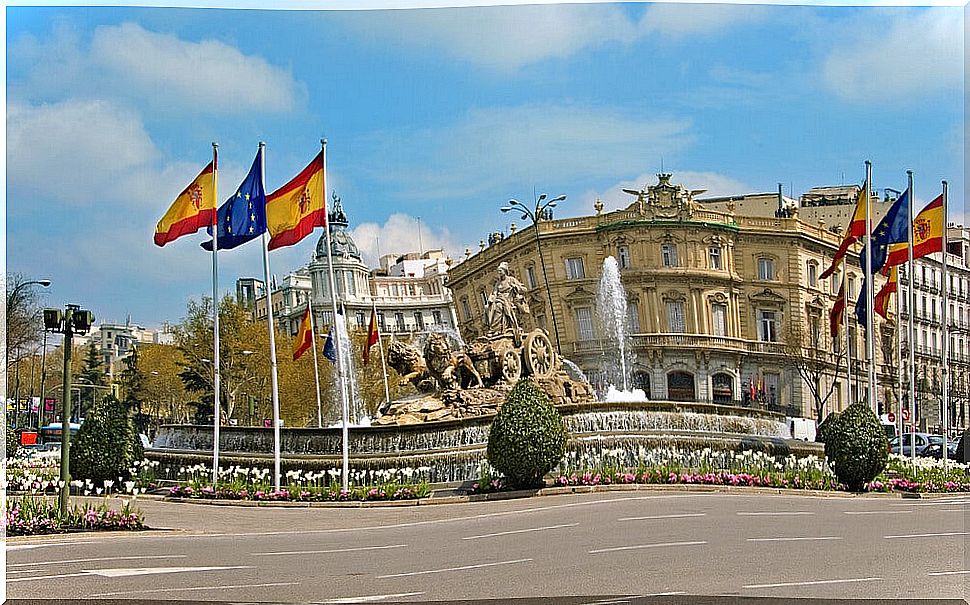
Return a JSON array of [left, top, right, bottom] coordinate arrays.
[[502, 193, 566, 355], [7, 279, 51, 428]]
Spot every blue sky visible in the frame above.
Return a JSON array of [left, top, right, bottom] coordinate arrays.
[[5, 2, 965, 328]]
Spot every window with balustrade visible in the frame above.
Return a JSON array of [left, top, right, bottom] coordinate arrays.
[[712, 303, 727, 337], [661, 244, 679, 268], [758, 309, 778, 342], [575, 307, 595, 340], [666, 301, 686, 333], [626, 301, 641, 333]]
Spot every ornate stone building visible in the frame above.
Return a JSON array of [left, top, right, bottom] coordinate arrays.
[[447, 174, 896, 420]]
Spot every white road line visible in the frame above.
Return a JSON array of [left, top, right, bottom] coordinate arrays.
[[376, 558, 532, 578], [463, 523, 578, 540], [618, 513, 705, 521], [744, 577, 882, 589], [85, 565, 251, 578], [589, 541, 707, 554], [253, 544, 407, 556], [7, 554, 187, 567], [586, 593, 687, 602], [747, 536, 842, 542], [737, 511, 814, 516], [844, 510, 911, 515], [6, 572, 90, 583], [928, 570, 970, 577], [6, 569, 49, 574], [884, 532, 970, 539], [319, 592, 426, 603], [6, 541, 97, 550], [90, 581, 299, 597]]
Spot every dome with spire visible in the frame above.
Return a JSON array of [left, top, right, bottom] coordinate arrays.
[[315, 192, 361, 261]]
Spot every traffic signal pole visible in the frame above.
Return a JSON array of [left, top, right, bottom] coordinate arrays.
[[58, 307, 74, 515]]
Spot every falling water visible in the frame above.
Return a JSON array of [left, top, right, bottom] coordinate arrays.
[[334, 317, 370, 426], [597, 256, 642, 399]]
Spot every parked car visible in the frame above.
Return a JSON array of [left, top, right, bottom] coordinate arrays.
[[918, 440, 959, 460], [889, 433, 942, 457]]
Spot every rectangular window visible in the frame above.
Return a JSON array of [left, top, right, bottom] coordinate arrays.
[[758, 309, 777, 342], [395, 312, 406, 332], [462, 300, 473, 322], [414, 312, 425, 331], [807, 262, 818, 288], [666, 301, 686, 333], [322, 311, 334, 328], [526, 266, 537, 289], [618, 246, 631, 269], [848, 276, 857, 299], [626, 302, 641, 333], [432, 310, 443, 325], [849, 326, 858, 357], [575, 307, 595, 340], [764, 373, 779, 404], [377, 312, 386, 332], [566, 257, 585, 280], [709, 246, 722, 270], [355, 312, 366, 329], [712, 303, 727, 337], [758, 258, 775, 281], [661, 244, 678, 267]]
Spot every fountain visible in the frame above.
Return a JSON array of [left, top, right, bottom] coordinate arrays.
[[333, 314, 370, 425], [597, 256, 646, 401], [150, 258, 822, 483]]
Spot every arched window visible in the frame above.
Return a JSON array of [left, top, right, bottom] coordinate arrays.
[[667, 371, 695, 401], [712, 373, 734, 403]]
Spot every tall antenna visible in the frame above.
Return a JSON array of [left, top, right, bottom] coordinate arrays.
[[417, 216, 423, 254], [660, 155, 664, 173]]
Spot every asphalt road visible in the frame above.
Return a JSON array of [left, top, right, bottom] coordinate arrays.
[[6, 490, 969, 603]]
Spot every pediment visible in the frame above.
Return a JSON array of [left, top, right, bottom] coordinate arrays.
[[748, 287, 787, 305]]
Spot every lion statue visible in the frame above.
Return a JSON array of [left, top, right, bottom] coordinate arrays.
[[423, 332, 484, 391], [386, 341, 434, 392]]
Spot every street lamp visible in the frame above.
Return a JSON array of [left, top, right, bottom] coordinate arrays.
[[7, 279, 51, 428], [502, 193, 566, 355]]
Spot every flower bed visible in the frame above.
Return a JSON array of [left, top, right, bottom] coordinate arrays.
[[5, 497, 144, 536]]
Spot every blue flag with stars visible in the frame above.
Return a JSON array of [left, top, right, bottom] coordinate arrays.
[[858, 187, 910, 277], [202, 148, 266, 251], [322, 329, 336, 364]]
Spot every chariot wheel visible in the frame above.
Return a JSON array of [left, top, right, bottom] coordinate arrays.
[[501, 349, 522, 383], [523, 331, 557, 378]]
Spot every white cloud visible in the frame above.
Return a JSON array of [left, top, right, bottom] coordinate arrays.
[[638, 3, 770, 38], [583, 170, 755, 213], [351, 213, 462, 265], [11, 21, 302, 113], [821, 8, 962, 102], [365, 104, 692, 200]]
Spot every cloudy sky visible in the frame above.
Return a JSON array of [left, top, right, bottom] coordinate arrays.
[[5, 1, 964, 328]]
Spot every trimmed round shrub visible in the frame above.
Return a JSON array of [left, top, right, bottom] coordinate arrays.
[[70, 395, 144, 482], [6, 427, 19, 459], [815, 411, 840, 444], [487, 379, 569, 489], [823, 403, 888, 491]]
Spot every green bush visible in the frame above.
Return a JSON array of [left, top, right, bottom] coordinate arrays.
[[823, 404, 888, 491], [486, 379, 568, 489], [70, 396, 144, 482], [816, 411, 840, 444], [6, 427, 19, 459]]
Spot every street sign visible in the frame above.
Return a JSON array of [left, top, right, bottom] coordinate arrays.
[[888, 412, 896, 423], [902, 409, 911, 422]]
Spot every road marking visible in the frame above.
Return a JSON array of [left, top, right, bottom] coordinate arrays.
[[589, 541, 707, 554], [319, 592, 426, 603], [843, 510, 910, 515], [618, 513, 705, 521], [463, 523, 577, 540], [85, 565, 252, 578], [744, 577, 882, 589], [6, 569, 49, 574], [253, 544, 407, 556], [6, 541, 97, 550], [7, 554, 187, 567], [747, 537, 842, 542], [6, 572, 90, 583], [376, 558, 532, 578], [584, 593, 687, 604], [90, 581, 299, 597], [737, 511, 814, 516], [928, 570, 970, 576], [884, 532, 970, 539]]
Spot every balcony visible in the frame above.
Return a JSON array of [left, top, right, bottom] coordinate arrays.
[[572, 333, 786, 356]]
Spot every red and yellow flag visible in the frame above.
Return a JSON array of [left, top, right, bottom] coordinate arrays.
[[293, 306, 313, 361], [363, 310, 379, 365], [874, 265, 897, 319], [266, 151, 326, 251], [829, 282, 846, 338], [884, 194, 944, 269], [820, 183, 868, 280], [154, 162, 215, 247]]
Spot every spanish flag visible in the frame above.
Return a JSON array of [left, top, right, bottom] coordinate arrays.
[[363, 310, 379, 365], [293, 305, 313, 361], [266, 151, 326, 251], [884, 194, 944, 269], [829, 282, 846, 338], [154, 161, 216, 247], [874, 265, 897, 319], [820, 182, 868, 280]]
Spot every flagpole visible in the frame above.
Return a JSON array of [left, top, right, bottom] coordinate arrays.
[[864, 161, 876, 413], [907, 170, 916, 473], [941, 180, 949, 470], [843, 267, 851, 408], [896, 270, 903, 454], [257, 142, 283, 492], [308, 300, 324, 428], [320, 139, 351, 493], [373, 297, 391, 408], [210, 142, 221, 486]]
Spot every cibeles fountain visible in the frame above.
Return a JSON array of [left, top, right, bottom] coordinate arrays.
[[151, 259, 820, 483]]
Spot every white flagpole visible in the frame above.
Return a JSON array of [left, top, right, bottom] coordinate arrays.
[[941, 180, 949, 469], [373, 297, 391, 408], [864, 160, 876, 413], [308, 299, 323, 428], [258, 142, 283, 492], [896, 268, 904, 453], [210, 142, 221, 486], [844, 267, 851, 407], [907, 171, 917, 473], [320, 139, 351, 492]]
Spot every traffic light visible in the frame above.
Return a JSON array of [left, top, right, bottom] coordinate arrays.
[[43, 309, 63, 331], [71, 310, 95, 334]]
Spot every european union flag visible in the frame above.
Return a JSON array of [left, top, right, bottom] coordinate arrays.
[[202, 148, 266, 251], [855, 277, 869, 333], [322, 329, 336, 364], [860, 187, 910, 275]]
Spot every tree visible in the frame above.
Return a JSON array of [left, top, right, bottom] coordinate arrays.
[[69, 395, 143, 482], [5, 273, 47, 368], [78, 342, 107, 418], [136, 343, 190, 427], [783, 314, 843, 421]]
